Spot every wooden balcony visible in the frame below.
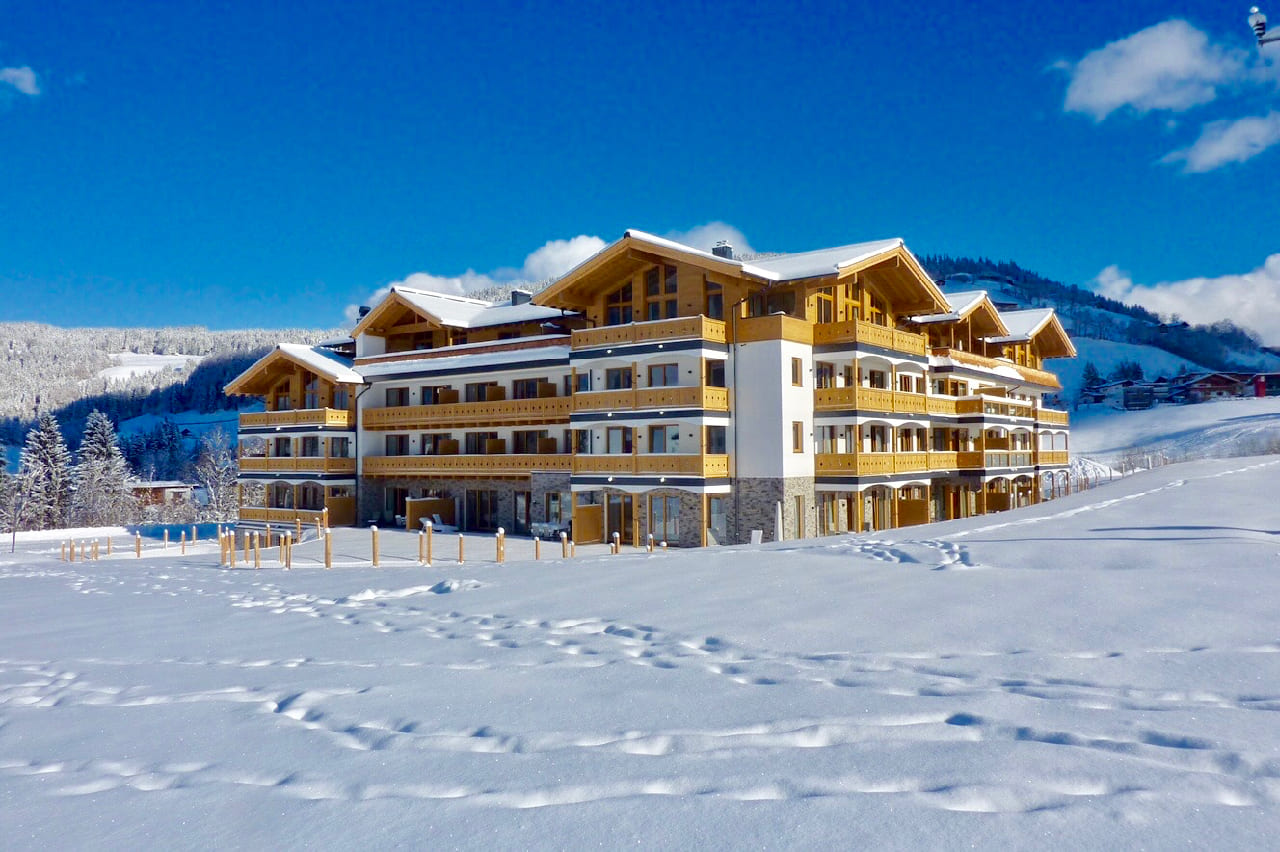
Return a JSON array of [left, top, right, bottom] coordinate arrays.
[[363, 453, 572, 477], [1036, 408, 1070, 427], [571, 316, 727, 350], [239, 408, 354, 429], [955, 396, 1036, 419], [933, 348, 1063, 390], [573, 385, 730, 413], [813, 319, 927, 357], [362, 396, 572, 430], [1038, 450, 1070, 466], [572, 454, 730, 477], [734, 314, 813, 346], [813, 386, 928, 415], [239, 457, 356, 474], [239, 507, 328, 525], [815, 452, 930, 476]]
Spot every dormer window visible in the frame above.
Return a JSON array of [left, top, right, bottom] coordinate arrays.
[[645, 266, 678, 321]]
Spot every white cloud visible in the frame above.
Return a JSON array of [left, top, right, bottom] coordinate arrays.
[[663, 221, 755, 256], [1092, 255, 1280, 344], [1160, 111, 1280, 172], [0, 65, 40, 97], [1062, 20, 1245, 120], [518, 235, 606, 280]]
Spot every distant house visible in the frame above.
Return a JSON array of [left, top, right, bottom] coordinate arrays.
[[1098, 379, 1154, 410], [1171, 373, 1245, 403], [1247, 373, 1280, 397], [130, 480, 195, 506]]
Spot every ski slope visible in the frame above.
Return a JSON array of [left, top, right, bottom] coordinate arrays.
[[3, 458, 1280, 848], [1071, 396, 1280, 459]]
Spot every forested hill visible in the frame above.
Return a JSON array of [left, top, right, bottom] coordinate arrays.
[[919, 255, 1272, 372], [0, 323, 344, 449]]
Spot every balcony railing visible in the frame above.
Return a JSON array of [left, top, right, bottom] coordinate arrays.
[[362, 396, 572, 429], [1038, 450, 1070, 465], [239, 408, 354, 429], [239, 457, 356, 474], [239, 507, 328, 524], [955, 396, 1036, 418], [573, 385, 730, 413], [933, 348, 1062, 390], [814, 450, 1027, 475], [363, 453, 573, 476], [813, 386, 928, 415], [1037, 408, 1070, 426], [571, 316, 727, 350], [572, 454, 730, 477], [813, 319, 928, 357]]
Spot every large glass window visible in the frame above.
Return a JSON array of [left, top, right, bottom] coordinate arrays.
[[708, 496, 727, 544], [512, 430, 547, 454], [650, 495, 679, 543], [303, 373, 320, 409], [648, 424, 680, 453], [385, 434, 409, 456], [705, 280, 724, 320], [273, 437, 292, 457], [705, 425, 727, 454], [300, 436, 320, 457], [512, 378, 545, 400], [606, 282, 633, 326], [644, 266, 678, 320], [606, 427, 633, 454], [465, 490, 499, 531], [465, 432, 498, 454], [647, 363, 678, 387], [605, 367, 632, 390], [705, 359, 726, 387], [385, 387, 409, 406]]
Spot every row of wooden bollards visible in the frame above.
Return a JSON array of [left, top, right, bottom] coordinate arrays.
[[61, 526, 214, 561]]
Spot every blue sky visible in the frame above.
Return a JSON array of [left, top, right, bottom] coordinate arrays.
[[2, 1, 1279, 339]]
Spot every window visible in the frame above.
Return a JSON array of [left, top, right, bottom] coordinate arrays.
[[385, 387, 409, 406], [648, 425, 680, 454], [815, 288, 834, 324], [270, 482, 294, 509], [273, 387, 291, 411], [298, 483, 324, 511], [606, 282, 633, 326], [606, 427, 633, 454], [300, 436, 320, 457], [574, 371, 591, 393], [705, 425, 726, 454], [704, 280, 724, 320], [574, 429, 591, 454], [421, 433, 452, 454], [512, 430, 547, 454], [865, 369, 888, 390], [650, 495, 679, 543], [547, 492, 570, 524], [465, 432, 498, 454], [333, 387, 349, 410], [303, 373, 320, 409], [604, 367, 632, 390], [385, 434, 409, 456], [644, 266, 678, 321], [791, 357, 804, 387], [273, 436, 292, 457], [512, 378, 545, 400], [705, 359, 726, 387], [647, 363, 678, 387], [747, 289, 798, 318], [814, 361, 835, 389], [792, 421, 804, 453], [465, 382, 496, 402], [815, 425, 837, 454], [465, 489, 499, 531]]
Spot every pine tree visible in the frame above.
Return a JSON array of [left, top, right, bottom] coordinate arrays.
[[1081, 361, 1104, 390], [194, 427, 238, 522], [19, 412, 73, 530], [73, 410, 135, 526]]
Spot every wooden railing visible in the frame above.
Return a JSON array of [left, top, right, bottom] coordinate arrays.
[[1037, 408, 1070, 426], [573, 385, 730, 412], [1038, 450, 1069, 465], [933, 348, 1062, 390], [813, 319, 928, 356], [239, 507, 328, 524], [572, 454, 730, 477], [571, 316, 727, 350], [733, 314, 813, 345], [955, 396, 1036, 418], [239, 408, 354, 429], [363, 454, 572, 476], [362, 396, 572, 429], [239, 457, 356, 474], [814, 453, 929, 475], [813, 386, 928, 415]]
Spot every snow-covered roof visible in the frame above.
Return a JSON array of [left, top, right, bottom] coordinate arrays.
[[622, 230, 904, 283], [910, 290, 990, 323], [985, 309, 1055, 343], [359, 344, 571, 380], [276, 344, 362, 384], [392, 287, 565, 329]]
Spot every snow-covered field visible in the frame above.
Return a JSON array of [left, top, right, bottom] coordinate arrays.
[[1072, 396, 1280, 460], [4, 458, 1280, 848], [97, 352, 200, 383]]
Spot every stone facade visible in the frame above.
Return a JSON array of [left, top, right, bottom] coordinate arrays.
[[732, 477, 816, 543]]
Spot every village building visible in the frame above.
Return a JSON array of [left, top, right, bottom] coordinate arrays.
[[226, 231, 1075, 545]]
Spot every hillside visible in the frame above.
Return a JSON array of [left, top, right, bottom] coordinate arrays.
[[3, 456, 1279, 847]]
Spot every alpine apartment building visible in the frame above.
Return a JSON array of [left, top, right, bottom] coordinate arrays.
[[226, 230, 1075, 547]]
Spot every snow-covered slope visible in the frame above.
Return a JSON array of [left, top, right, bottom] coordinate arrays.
[[1047, 337, 1207, 401], [97, 352, 201, 383], [1072, 396, 1280, 460], [3, 457, 1280, 848]]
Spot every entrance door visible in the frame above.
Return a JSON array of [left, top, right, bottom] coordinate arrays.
[[513, 491, 531, 536], [606, 494, 633, 546]]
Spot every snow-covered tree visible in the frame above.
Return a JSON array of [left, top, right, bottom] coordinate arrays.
[[0, 467, 32, 549], [73, 410, 135, 526], [1081, 361, 1104, 390], [194, 427, 239, 522], [19, 412, 73, 530]]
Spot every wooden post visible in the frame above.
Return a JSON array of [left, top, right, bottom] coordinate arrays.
[[295, 517, 302, 541], [612, 531, 620, 554], [534, 536, 541, 561], [661, 541, 668, 552], [92, 540, 99, 560], [61, 541, 66, 561], [418, 530, 425, 565], [278, 533, 286, 564], [242, 532, 250, 563], [316, 520, 323, 542], [561, 531, 568, 558], [135, 532, 142, 558], [458, 532, 465, 564], [426, 521, 433, 566], [570, 540, 576, 558], [181, 530, 187, 554], [106, 536, 112, 556], [229, 532, 237, 568], [68, 540, 75, 562], [253, 532, 261, 569], [371, 525, 379, 567], [496, 527, 505, 563], [284, 532, 292, 570], [163, 528, 169, 550], [265, 524, 272, 548], [324, 529, 332, 569], [647, 534, 654, 553]]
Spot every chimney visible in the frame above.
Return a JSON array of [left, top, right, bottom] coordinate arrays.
[[510, 289, 532, 305], [357, 305, 371, 319], [712, 241, 733, 259]]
